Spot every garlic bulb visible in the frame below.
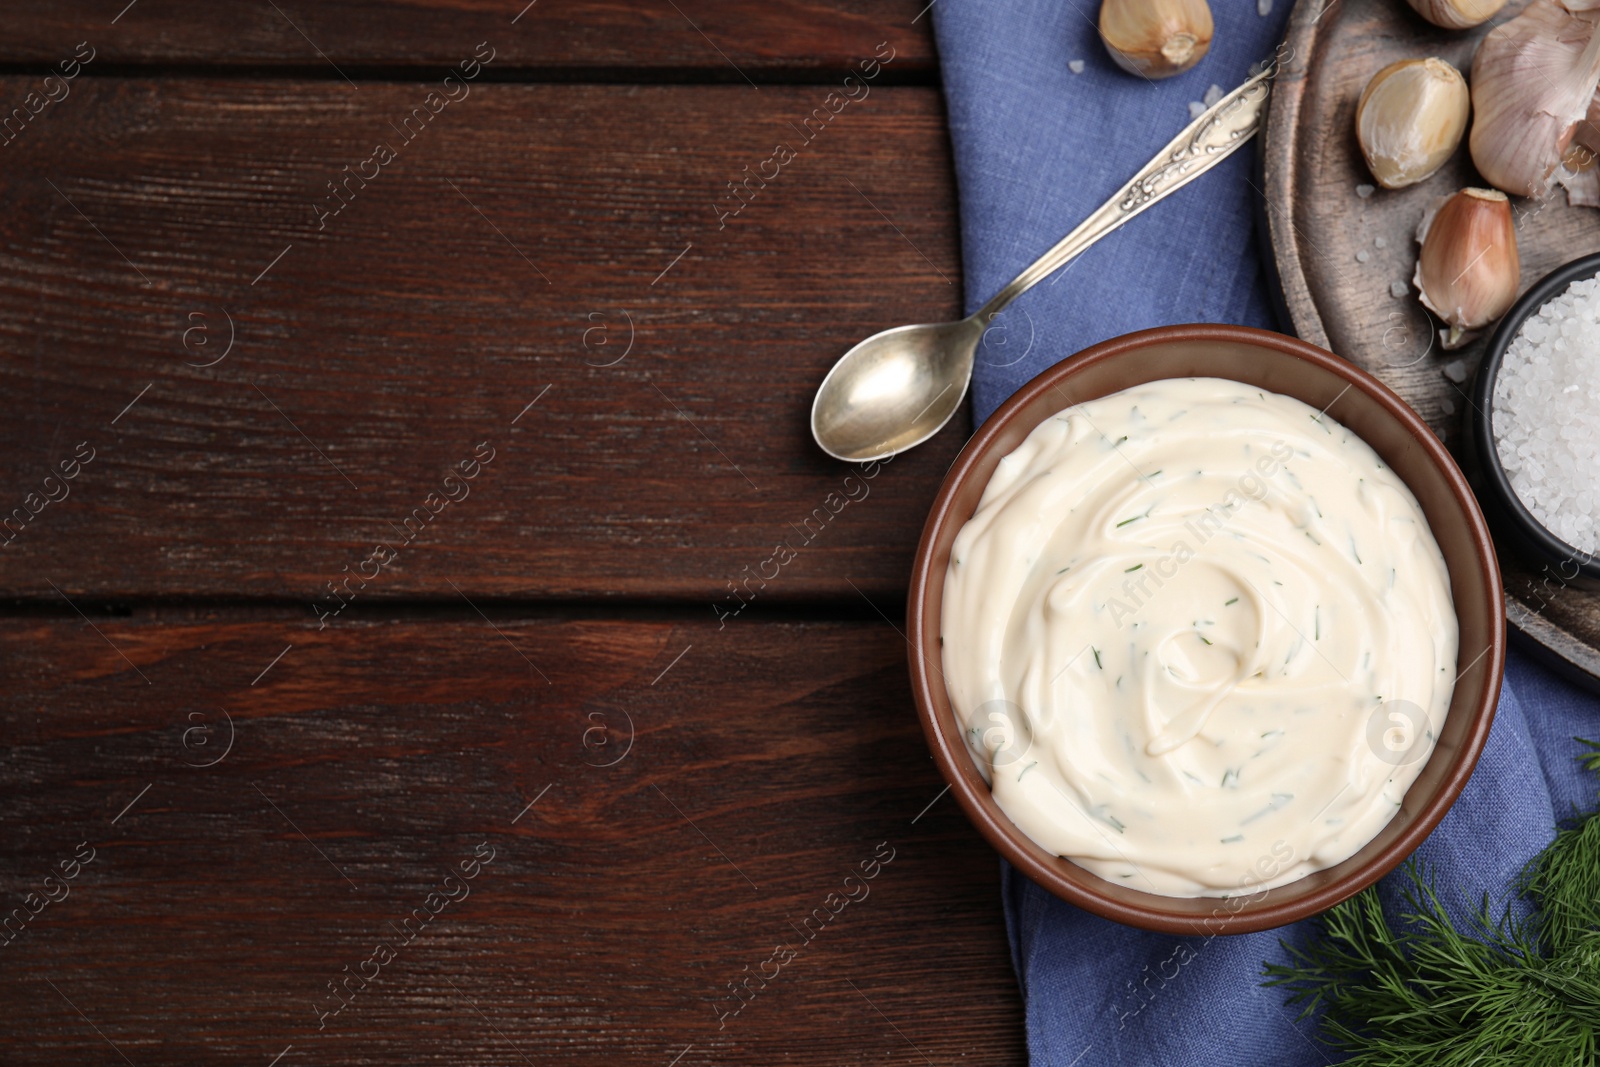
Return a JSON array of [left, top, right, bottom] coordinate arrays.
[[1470, 0, 1600, 199], [1356, 58, 1470, 189], [1099, 0, 1213, 79], [1413, 188, 1520, 350], [1404, 0, 1507, 29]]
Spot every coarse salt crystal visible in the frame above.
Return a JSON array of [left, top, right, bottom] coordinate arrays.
[[1356, 250, 1370, 263], [1356, 184, 1376, 199], [1189, 101, 1207, 120], [1390, 280, 1408, 298], [1069, 60, 1085, 74], [1258, 0, 1273, 13], [1492, 275, 1600, 555], [1443, 359, 1468, 384], [1374, 236, 1387, 249], [1203, 84, 1224, 107]]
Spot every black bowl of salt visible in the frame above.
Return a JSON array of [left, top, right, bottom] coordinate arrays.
[[1469, 251, 1600, 593]]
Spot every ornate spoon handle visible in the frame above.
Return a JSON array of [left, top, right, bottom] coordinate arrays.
[[975, 67, 1274, 323]]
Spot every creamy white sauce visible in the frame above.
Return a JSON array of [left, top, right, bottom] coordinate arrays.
[[941, 378, 1457, 898]]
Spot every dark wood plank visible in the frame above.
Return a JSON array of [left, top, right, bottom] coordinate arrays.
[[0, 1, 934, 74], [1265, 0, 1600, 685], [0, 614, 1020, 1064], [0, 79, 964, 604]]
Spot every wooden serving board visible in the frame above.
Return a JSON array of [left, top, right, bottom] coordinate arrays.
[[1264, 0, 1600, 689]]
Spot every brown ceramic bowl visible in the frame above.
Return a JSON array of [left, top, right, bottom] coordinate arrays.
[[907, 324, 1504, 935]]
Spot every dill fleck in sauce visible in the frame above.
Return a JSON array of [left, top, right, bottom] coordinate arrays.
[[941, 378, 1457, 898]]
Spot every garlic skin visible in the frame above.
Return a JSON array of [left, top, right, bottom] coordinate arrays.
[[1356, 58, 1470, 189], [1099, 0, 1214, 80], [1469, 0, 1600, 199], [1413, 188, 1520, 350], [1405, 0, 1507, 29]]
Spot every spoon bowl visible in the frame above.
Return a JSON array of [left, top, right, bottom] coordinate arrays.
[[810, 317, 982, 462]]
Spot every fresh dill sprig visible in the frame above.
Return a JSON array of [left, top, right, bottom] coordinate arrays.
[[1262, 739, 1600, 1066]]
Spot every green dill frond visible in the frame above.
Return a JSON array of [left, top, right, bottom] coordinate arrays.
[[1578, 737, 1600, 775], [1263, 739, 1600, 1066]]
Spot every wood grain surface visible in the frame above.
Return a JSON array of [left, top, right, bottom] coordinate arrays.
[[0, 6, 1025, 1064], [0, 615, 1022, 1064], [0, 1, 936, 76], [1265, 0, 1600, 686], [0, 77, 965, 606]]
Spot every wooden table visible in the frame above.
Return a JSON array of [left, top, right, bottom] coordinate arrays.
[[0, 3, 1025, 1063]]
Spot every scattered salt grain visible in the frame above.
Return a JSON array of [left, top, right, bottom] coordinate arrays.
[[1440, 396, 1455, 416], [1203, 84, 1224, 107], [1492, 275, 1600, 555], [1356, 250, 1371, 263], [1356, 183, 1376, 199], [1390, 280, 1408, 298], [1374, 236, 1387, 249], [1258, 0, 1273, 13], [1069, 60, 1086, 74], [1189, 101, 1207, 120], [1442, 359, 1469, 384]]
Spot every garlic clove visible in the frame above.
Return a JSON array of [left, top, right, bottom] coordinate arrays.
[[1099, 0, 1214, 80], [1413, 188, 1520, 350], [1560, 87, 1600, 206], [1356, 58, 1470, 189], [1576, 85, 1600, 160], [1404, 0, 1507, 29], [1469, 0, 1600, 199]]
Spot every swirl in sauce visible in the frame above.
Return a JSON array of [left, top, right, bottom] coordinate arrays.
[[941, 379, 1457, 897]]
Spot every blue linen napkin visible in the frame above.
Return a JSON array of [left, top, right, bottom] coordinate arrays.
[[929, 2, 1600, 1062]]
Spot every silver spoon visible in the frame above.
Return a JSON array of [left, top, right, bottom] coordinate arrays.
[[810, 67, 1275, 462]]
